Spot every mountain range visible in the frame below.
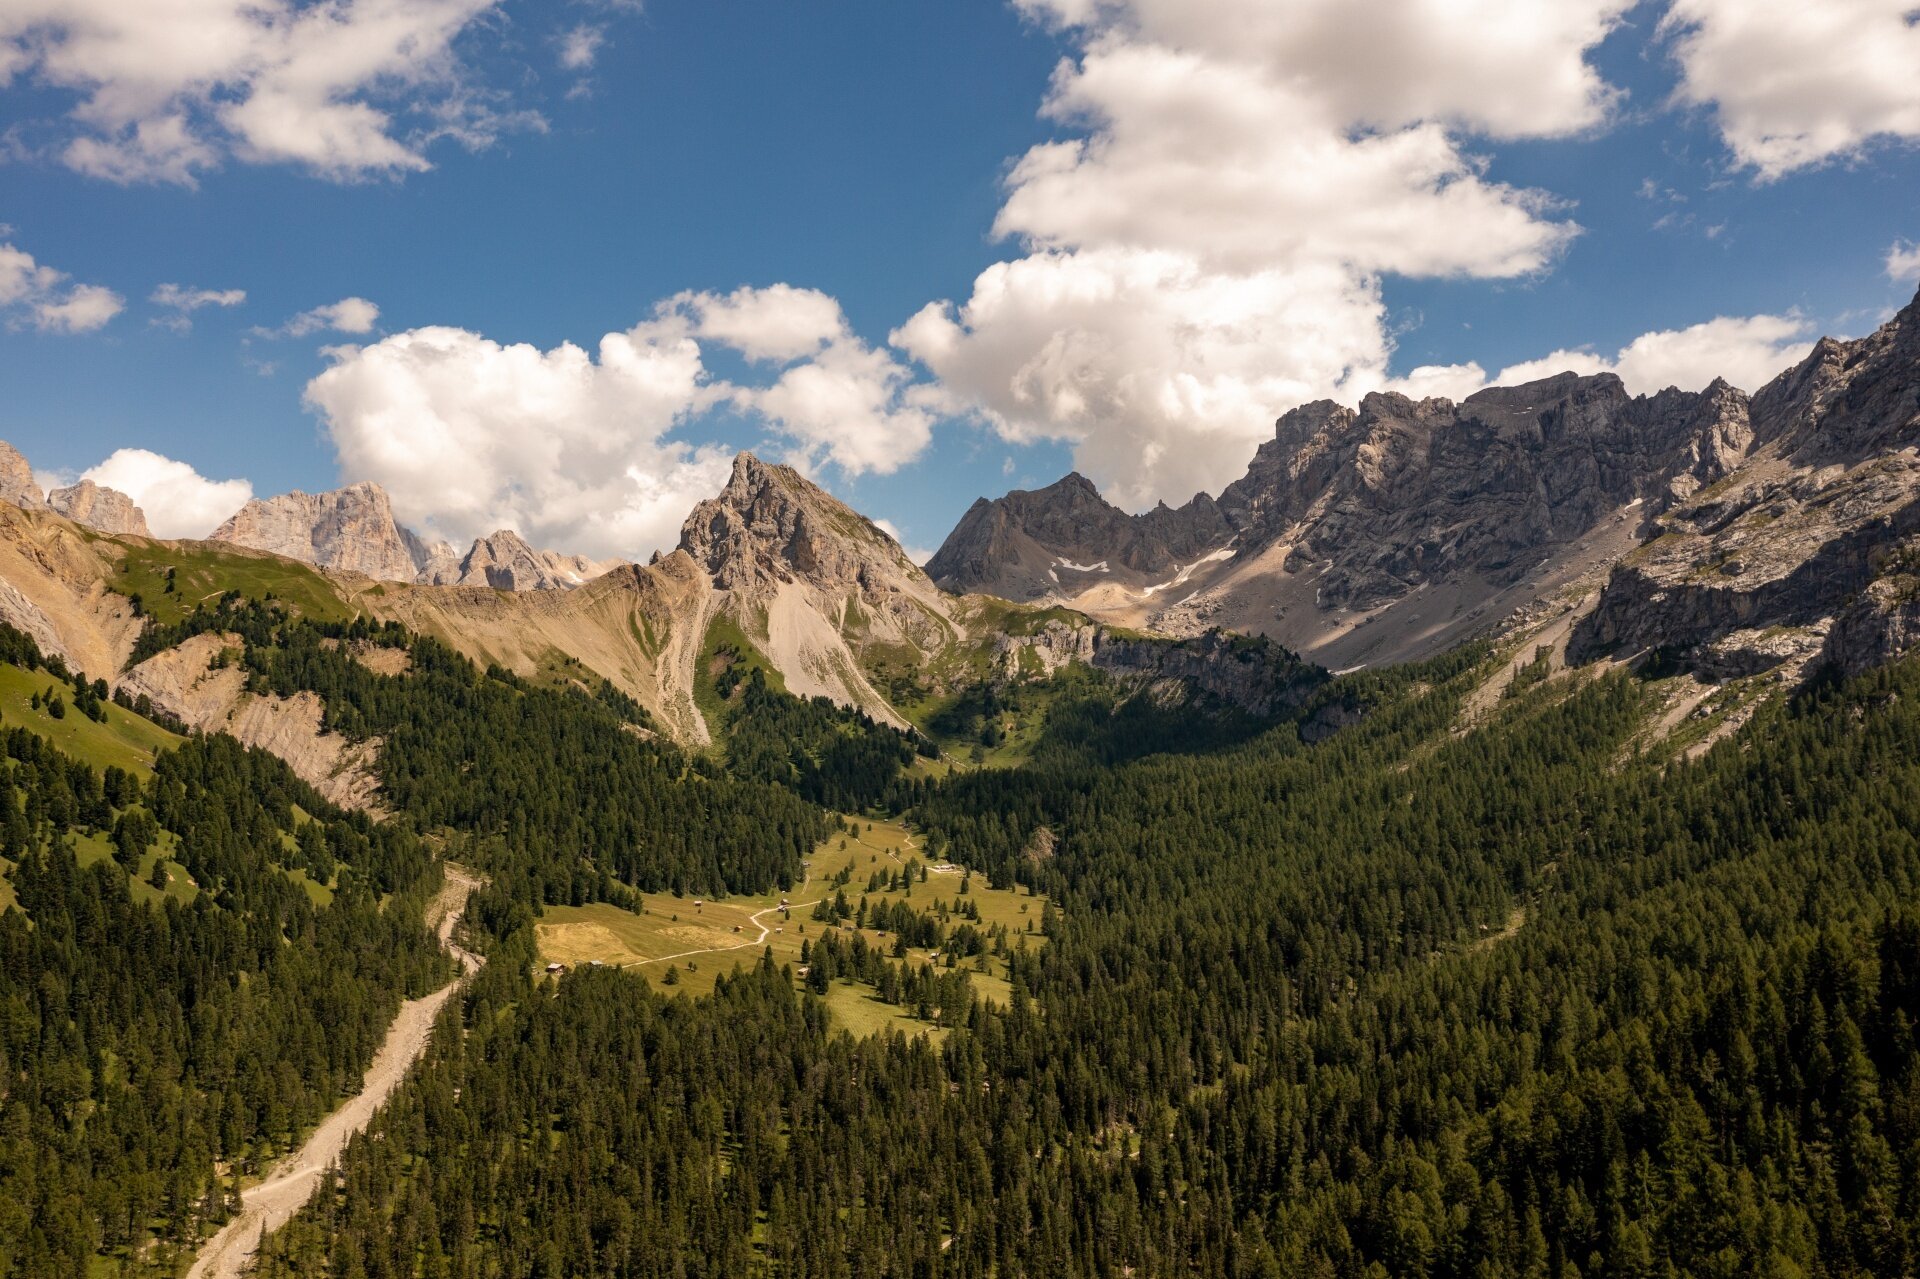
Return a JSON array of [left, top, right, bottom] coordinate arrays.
[[0, 286, 1916, 764], [931, 288, 1920, 686]]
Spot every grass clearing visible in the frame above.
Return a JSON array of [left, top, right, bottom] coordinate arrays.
[[534, 815, 1047, 1037], [0, 662, 184, 777], [67, 827, 199, 906], [112, 542, 356, 626], [693, 613, 789, 741]]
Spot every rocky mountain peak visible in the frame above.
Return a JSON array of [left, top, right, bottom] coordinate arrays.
[[1748, 289, 1920, 464], [677, 452, 950, 727], [48, 478, 151, 537], [429, 528, 617, 591], [926, 468, 1234, 598], [0, 441, 47, 512], [211, 481, 434, 584], [680, 452, 929, 596], [0, 441, 153, 536], [932, 360, 1784, 666], [1574, 284, 1920, 681]]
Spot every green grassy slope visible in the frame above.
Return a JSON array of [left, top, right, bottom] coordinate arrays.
[[0, 662, 183, 776], [112, 542, 356, 625]]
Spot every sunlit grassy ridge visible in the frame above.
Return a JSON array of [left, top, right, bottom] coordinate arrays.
[[112, 541, 356, 626]]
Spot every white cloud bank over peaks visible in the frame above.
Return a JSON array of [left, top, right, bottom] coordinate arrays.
[[0, 0, 534, 185], [1381, 313, 1816, 403], [304, 285, 931, 560], [80, 448, 253, 538], [0, 239, 123, 332], [893, 0, 1628, 511], [1664, 0, 1920, 179]]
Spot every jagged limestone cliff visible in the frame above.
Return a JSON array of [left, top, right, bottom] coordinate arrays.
[[211, 482, 440, 583], [48, 479, 151, 537], [678, 453, 961, 729], [931, 371, 1760, 669], [1573, 290, 1920, 680]]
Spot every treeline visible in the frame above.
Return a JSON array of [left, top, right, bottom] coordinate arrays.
[[0, 699, 448, 1276]]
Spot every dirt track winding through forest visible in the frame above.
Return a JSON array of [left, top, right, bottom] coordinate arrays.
[[186, 867, 484, 1279], [624, 896, 822, 969]]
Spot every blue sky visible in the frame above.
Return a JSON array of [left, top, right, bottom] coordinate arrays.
[[2, 0, 1918, 560]]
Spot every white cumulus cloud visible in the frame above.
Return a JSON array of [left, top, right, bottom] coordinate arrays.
[[898, 249, 1395, 509], [0, 0, 537, 185], [661, 285, 932, 477], [305, 323, 728, 560], [0, 240, 124, 332], [80, 448, 253, 538], [260, 296, 381, 339], [677, 283, 848, 364], [303, 284, 929, 560], [151, 281, 246, 332], [1663, 0, 1920, 179], [899, 0, 1625, 510], [1013, 0, 1626, 140], [1375, 313, 1816, 405], [1495, 313, 1814, 396]]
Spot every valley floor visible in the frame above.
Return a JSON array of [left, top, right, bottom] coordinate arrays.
[[534, 816, 1043, 1035]]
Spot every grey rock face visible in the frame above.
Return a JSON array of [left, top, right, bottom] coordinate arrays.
[[1573, 289, 1920, 678], [1091, 629, 1324, 717], [680, 452, 932, 600], [1225, 372, 1753, 611], [211, 483, 606, 590], [211, 482, 434, 582], [992, 618, 1325, 717], [933, 370, 1756, 619], [431, 529, 613, 591], [48, 479, 151, 537], [928, 473, 1232, 597], [0, 441, 47, 511], [677, 451, 955, 680]]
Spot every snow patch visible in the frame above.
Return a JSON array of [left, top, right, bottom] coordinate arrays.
[[1141, 541, 1236, 598]]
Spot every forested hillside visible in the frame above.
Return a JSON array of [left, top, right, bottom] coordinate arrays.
[[137, 596, 831, 904], [239, 641, 1920, 1278], [0, 625, 450, 1277]]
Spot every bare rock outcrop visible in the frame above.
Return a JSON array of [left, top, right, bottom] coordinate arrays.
[[120, 633, 385, 813], [210, 481, 614, 593], [48, 478, 151, 536], [0, 501, 146, 678], [927, 369, 1761, 669], [1573, 288, 1920, 680], [929, 473, 1232, 598], [428, 529, 617, 591], [212, 482, 438, 583], [0, 441, 47, 511], [992, 617, 1324, 718], [679, 453, 956, 726], [1221, 373, 1753, 611]]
